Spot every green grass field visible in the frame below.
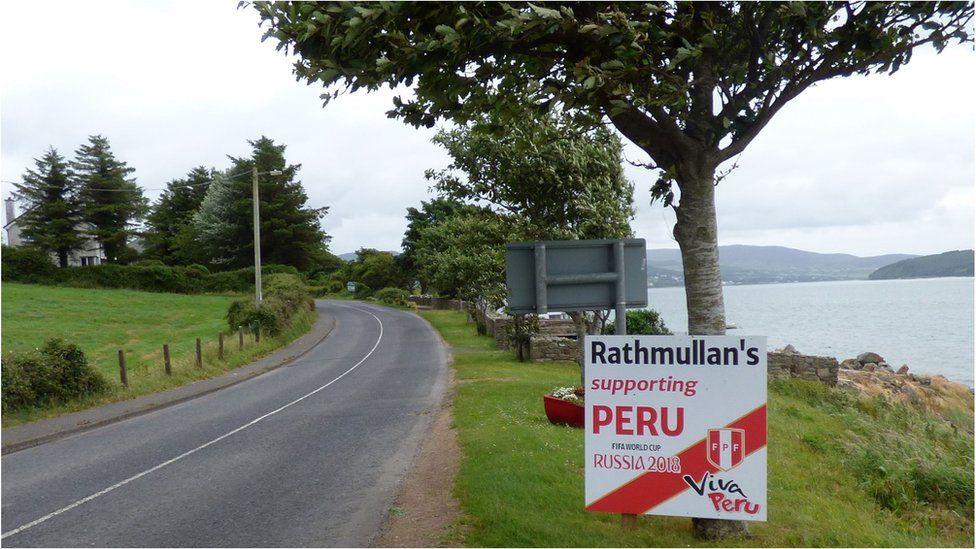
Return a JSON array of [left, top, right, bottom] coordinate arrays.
[[421, 310, 974, 547], [1, 283, 314, 426]]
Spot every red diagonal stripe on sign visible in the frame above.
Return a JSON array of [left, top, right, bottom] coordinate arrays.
[[586, 404, 767, 514]]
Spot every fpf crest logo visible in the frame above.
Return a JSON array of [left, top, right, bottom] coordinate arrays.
[[706, 428, 745, 471]]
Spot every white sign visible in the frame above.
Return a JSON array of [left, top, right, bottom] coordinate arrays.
[[584, 335, 767, 521]]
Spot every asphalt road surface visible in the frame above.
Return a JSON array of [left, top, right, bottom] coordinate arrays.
[[1, 300, 447, 547]]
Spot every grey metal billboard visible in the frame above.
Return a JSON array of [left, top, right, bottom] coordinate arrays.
[[505, 239, 648, 315]]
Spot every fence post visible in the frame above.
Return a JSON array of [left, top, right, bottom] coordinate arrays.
[[218, 333, 224, 360], [195, 338, 203, 368], [238, 327, 244, 351], [163, 343, 171, 375], [118, 350, 128, 387], [255, 324, 261, 343]]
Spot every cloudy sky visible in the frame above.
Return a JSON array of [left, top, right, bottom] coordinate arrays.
[[1, 1, 973, 257]]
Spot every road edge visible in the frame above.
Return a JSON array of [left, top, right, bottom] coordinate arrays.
[[374, 311, 463, 547], [1, 300, 337, 455]]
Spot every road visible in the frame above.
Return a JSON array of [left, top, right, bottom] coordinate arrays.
[[1, 300, 447, 547]]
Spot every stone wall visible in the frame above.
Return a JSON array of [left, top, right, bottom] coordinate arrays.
[[529, 335, 578, 362], [487, 314, 511, 351], [767, 351, 838, 386], [408, 296, 465, 310], [469, 312, 576, 352], [538, 319, 576, 337]]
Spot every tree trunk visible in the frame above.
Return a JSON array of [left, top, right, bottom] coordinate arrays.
[[57, 249, 69, 268], [674, 167, 748, 539], [673, 170, 727, 336]]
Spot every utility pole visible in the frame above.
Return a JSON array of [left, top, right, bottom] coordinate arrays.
[[252, 167, 282, 309], [252, 166, 263, 308]]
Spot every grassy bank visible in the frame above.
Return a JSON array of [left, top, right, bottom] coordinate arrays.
[[421, 310, 974, 547], [1, 283, 315, 427]]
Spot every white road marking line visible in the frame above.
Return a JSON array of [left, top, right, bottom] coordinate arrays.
[[1, 304, 384, 540]]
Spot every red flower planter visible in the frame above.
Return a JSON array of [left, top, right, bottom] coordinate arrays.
[[543, 395, 585, 428]]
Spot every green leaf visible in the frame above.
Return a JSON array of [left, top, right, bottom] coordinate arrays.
[[435, 24, 458, 37], [317, 68, 339, 82], [528, 2, 562, 19]]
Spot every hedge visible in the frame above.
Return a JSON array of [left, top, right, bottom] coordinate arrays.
[[1, 246, 300, 295]]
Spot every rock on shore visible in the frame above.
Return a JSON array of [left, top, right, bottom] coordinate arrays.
[[836, 353, 973, 425]]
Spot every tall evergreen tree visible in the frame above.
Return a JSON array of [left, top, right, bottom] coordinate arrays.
[[144, 166, 214, 264], [13, 147, 84, 267], [193, 137, 330, 270], [73, 135, 147, 262]]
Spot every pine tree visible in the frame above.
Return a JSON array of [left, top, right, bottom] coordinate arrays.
[[73, 135, 148, 263], [13, 147, 84, 267], [192, 137, 330, 270], [144, 166, 214, 264]]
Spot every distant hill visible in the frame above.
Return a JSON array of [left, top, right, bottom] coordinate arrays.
[[868, 250, 974, 280], [648, 245, 919, 287], [337, 250, 400, 262]]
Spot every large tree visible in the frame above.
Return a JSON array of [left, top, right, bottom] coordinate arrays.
[[73, 135, 147, 263], [13, 147, 84, 267], [426, 111, 635, 345], [412, 211, 517, 308], [427, 112, 634, 241], [255, 2, 972, 537], [255, 0, 971, 332], [347, 248, 409, 292], [193, 137, 330, 271], [401, 197, 488, 293], [144, 166, 215, 264]]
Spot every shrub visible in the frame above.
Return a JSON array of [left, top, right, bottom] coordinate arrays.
[[1, 339, 107, 413], [1, 357, 35, 413], [604, 309, 672, 335], [264, 273, 312, 314], [374, 287, 411, 307], [1, 245, 58, 282], [262, 263, 301, 277], [227, 298, 288, 336], [324, 280, 345, 293], [187, 264, 210, 275], [226, 273, 312, 336], [351, 282, 372, 297]]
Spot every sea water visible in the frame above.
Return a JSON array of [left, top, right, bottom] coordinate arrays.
[[646, 277, 974, 386]]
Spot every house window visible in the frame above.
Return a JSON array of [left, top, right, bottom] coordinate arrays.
[[81, 256, 100, 267]]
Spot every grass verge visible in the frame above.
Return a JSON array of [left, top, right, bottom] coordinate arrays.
[[1, 283, 315, 427], [421, 309, 974, 547]]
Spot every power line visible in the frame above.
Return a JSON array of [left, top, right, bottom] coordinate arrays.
[[1, 168, 267, 194]]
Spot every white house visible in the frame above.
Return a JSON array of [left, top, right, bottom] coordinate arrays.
[[3, 198, 107, 266]]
